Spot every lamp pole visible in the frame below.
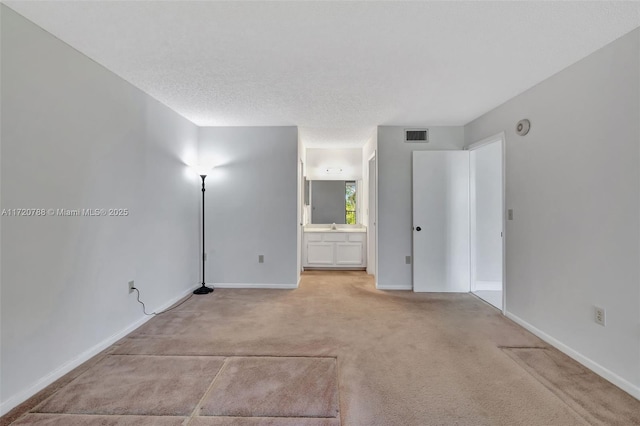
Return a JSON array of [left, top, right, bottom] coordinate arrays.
[[194, 174, 213, 294]]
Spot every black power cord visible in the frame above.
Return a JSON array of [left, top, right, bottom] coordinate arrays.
[[132, 287, 194, 316]]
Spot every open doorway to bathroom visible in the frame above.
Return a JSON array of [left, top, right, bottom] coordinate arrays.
[[367, 153, 376, 279], [469, 135, 505, 310]]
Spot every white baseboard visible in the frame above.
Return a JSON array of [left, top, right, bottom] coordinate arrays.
[[505, 311, 640, 400], [474, 280, 502, 291], [213, 282, 298, 289], [0, 284, 199, 416], [376, 284, 412, 290]]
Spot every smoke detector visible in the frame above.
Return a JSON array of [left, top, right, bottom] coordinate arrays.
[[516, 119, 531, 136]]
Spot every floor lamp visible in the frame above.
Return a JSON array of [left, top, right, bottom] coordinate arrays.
[[194, 170, 214, 295]]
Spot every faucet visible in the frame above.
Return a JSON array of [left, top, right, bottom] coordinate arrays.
[[331, 223, 337, 230]]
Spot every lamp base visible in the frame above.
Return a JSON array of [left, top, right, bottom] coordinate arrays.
[[193, 284, 214, 295]]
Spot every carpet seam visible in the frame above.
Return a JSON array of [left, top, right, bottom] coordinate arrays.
[[501, 348, 595, 426], [497, 345, 548, 349], [31, 355, 228, 416], [113, 353, 339, 359], [195, 415, 339, 419], [25, 351, 113, 416], [192, 356, 340, 420], [335, 356, 343, 425], [185, 357, 230, 426], [15, 413, 187, 418]]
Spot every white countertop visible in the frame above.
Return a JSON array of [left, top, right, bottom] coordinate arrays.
[[304, 226, 367, 233]]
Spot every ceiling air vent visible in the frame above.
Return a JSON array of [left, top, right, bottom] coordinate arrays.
[[405, 128, 429, 143]]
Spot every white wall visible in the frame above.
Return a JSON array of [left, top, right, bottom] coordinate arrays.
[[377, 126, 465, 289], [1, 5, 199, 413], [198, 127, 298, 287], [465, 28, 640, 397], [306, 147, 362, 180], [470, 141, 503, 287]]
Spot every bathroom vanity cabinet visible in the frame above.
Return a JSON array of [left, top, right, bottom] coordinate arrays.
[[303, 230, 367, 269]]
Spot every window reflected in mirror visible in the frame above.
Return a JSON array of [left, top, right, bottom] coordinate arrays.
[[345, 181, 356, 224]]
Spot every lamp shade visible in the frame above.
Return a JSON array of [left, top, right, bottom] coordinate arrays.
[[195, 164, 213, 176]]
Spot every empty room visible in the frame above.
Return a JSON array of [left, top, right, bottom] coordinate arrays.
[[1, 1, 640, 425]]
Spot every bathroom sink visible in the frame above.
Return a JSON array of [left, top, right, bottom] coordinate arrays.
[[303, 226, 366, 233]]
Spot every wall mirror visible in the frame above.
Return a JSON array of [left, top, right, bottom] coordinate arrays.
[[309, 180, 358, 224]]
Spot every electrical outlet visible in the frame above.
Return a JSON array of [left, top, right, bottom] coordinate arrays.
[[405, 255, 411, 265], [128, 280, 135, 294], [594, 306, 606, 326], [258, 255, 264, 263]]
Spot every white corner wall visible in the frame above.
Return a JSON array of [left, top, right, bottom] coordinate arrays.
[[465, 28, 640, 397], [1, 6, 199, 413], [198, 127, 298, 288], [377, 126, 465, 290]]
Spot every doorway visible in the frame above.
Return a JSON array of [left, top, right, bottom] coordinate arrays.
[[411, 138, 505, 309], [298, 159, 305, 278], [367, 153, 377, 279], [469, 136, 504, 310]]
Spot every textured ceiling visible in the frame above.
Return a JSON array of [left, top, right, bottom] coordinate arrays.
[[4, 1, 640, 147]]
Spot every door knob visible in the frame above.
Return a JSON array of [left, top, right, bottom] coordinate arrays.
[[416, 226, 422, 231]]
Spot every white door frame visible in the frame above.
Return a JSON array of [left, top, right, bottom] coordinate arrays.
[[367, 151, 378, 285], [298, 158, 305, 281], [467, 132, 506, 314]]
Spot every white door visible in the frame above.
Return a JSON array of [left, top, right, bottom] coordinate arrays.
[[413, 151, 470, 292]]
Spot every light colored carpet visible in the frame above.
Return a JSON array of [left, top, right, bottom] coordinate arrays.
[[10, 414, 185, 425], [503, 347, 640, 425], [4, 271, 640, 425], [190, 418, 340, 426], [189, 417, 340, 426], [34, 355, 225, 416], [200, 356, 338, 418]]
